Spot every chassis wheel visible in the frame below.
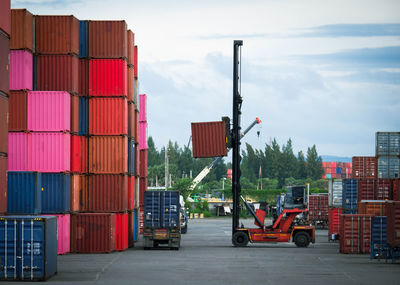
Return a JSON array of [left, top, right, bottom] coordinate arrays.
[[181, 224, 188, 234], [232, 231, 249, 247], [294, 231, 311, 247]]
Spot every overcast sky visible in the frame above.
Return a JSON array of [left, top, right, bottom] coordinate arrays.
[[12, 0, 400, 158]]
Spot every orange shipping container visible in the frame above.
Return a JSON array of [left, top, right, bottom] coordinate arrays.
[[10, 9, 33, 51], [35, 15, 79, 55], [127, 30, 135, 67], [128, 102, 136, 139], [89, 21, 127, 59], [89, 136, 127, 174], [71, 94, 79, 134], [191, 121, 227, 158], [70, 174, 88, 212], [8, 90, 27, 131], [358, 200, 389, 216], [127, 176, 135, 211], [127, 65, 134, 102]]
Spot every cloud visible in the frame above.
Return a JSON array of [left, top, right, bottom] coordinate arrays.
[[11, 0, 81, 9], [334, 70, 400, 85]]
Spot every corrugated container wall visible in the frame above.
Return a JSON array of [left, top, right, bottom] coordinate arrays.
[[371, 216, 387, 245], [89, 97, 128, 135], [10, 9, 33, 51], [71, 213, 116, 253], [127, 176, 135, 210], [340, 214, 371, 254], [71, 94, 79, 134], [127, 66, 134, 102], [27, 132, 71, 172], [139, 94, 147, 122], [128, 211, 135, 247], [127, 30, 135, 66], [79, 59, 88, 96], [328, 179, 343, 207], [35, 16, 79, 55], [393, 179, 400, 201], [0, 1, 10, 36], [376, 132, 400, 156], [377, 156, 400, 179], [7, 172, 41, 214], [128, 102, 136, 139], [0, 156, 7, 213], [86, 175, 127, 212], [70, 174, 88, 212], [89, 136, 128, 174], [88, 59, 127, 96], [27, 91, 70, 132], [0, 96, 8, 154], [9, 50, 33, 90], [79, 20, 88, 58], [43, 214, 70, 255], [35, 54, 79, 94], [342, 179, 358, 213], [191, 121, 227, 158], [358, 201, 389, 216], [89, 21, 127, 59], [71, 135, 88, 173], [134, 45, 138, 78], [8, 90, 27, 131], [0, 216, 57, 281], [128, 139, 135, 175], [0, 32, 9, 96], [41, 173, 70, 214], [386, 201, 400, 247], [8, 132, 27, 171], [352, 156, 376, 179], [115, 213, 129, 251], [78, 96, 88, 135], [328, 208, 342, 239], [139, 121, 148, 150], [140, 149, 148, 177]]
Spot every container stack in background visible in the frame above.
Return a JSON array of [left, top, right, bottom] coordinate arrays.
[[138, 94, 148, 235], [0, 0, 10, 215], [308, 194, 328, 228], [322, 162, 352, 179]]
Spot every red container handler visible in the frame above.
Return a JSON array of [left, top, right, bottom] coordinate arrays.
[[115, 213, 128, 251], [127, 176, 135, 210], [71, 213, 116, 253], [0, 155, 7, 214], [352, 156, 376, 179], [88, 59, 127, 96], [386, 201, 400, 247], [71, 135, 88, 173], [191, 121, 228, 158], [328, 207, 342, 240], [340, 214, 372, 254]]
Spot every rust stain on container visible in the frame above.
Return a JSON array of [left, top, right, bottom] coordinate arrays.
[[71, 94, 79, 133], [79, 59, 88, 96], [128, 102, 136, 139], [70, 174, 88, 212], [191, 121, 227, 158], [0, 155, 7, 213], [89, 21, 127, 59], [0, 33, 9, 95], [36, 54, 79, 94], [35, 15, 79, 55], [10, 9, 33, 51], [386, 201, 400, 247], [71, 213, 116, 253], [127, 30, 135, 67], [0, 95, 8, 154], [89, 136, 128, 174], [86, 174, 127, 212]]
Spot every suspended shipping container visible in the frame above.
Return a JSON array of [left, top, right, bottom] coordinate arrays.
[[377, 156, 400, 179], [79, 20, 88, 58], [352, 156, 376, 179], [0, 216, 57, 281], [7, 172, 41, 214], [308, 194, 328, 223], [8, 90, 27, 131], [88, 59, 127, 96], [9, 50, 33, 91], [78, 96, 88, 135], [71, 135, 88, 173], [35, 15, 79, 55], [71, 213, 116, 253], [89, 97, 128, 135], [0, 155, 7, 213], [115, 213, 128, 251], [41, 173, 70, 214], [191, 121, 227, 158], [0, 32, 9, 95], [376, 132, 400, 156], [70, 174, 87, 213], [10, 9, 34, 51], [43, 214, 70, 255], [386, 201, 400, 247], [8, 132, 27, 171], [340, 214, 372, 254], [27, 91, 70, 132], [0, 95, 7, 154]]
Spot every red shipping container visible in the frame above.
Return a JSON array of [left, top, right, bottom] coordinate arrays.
[[358, 200, 389, 216], [35, 15, 79, 55], [70, 174, 88, 212], [36, 54, 79, 94], [358, 179, 376, 201], [128, 211, 135, 247], [0, 95, 8, 154], [115, 213, 128, 251], [340, 214, 372, 254], [71, 213, 116, 253], [88, 59, 127, 96], [139, 209, 144, 234], [352, 156, 376, 179], [127, 176, 135, 210], [0, 32, 9, 96], [79, 59, 88, 96], [128, 102, 136, 139], [127, 30, 135, 67], [308, 195, 328, 222], [139, 149, 148, 177], [0, 1, 10, 36], [10, 9, 33, 51], [134, 45, 138, 78], [89, 21, 127, 59], [0, 155, 7, 213], [191, 121, 227, 158], [386, 201, 400, 247], [331, 162, 337, 168], [127, 65, 134, 102], [71, 135, 88, 173], [139, 177, 147, 207], [393, 179, 400, 201], [134, 110, 139, 140], [71, 94, 79, 134], [328, 207, 342, 239], [89, 97, 128, 135], [375, 179, 392, 200], [86, 174, 127, 212]]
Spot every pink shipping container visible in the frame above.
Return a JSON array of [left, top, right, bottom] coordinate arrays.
[[43, 214, 70, 255], [27, 132, 71, 172], [139, 121, 148, 150], [27, 91, 71, 132], [8, 132, 27, 171], [139, 94, 147, 122], [9, 50, 33, 90]]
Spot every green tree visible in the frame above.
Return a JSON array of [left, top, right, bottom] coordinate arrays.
[[297, 150, 307, 179], [306, 145, 324, 180], [171, 178, 194, 200]]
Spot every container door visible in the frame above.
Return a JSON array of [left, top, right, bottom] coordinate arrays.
[[162, 192, 179, 228], [21, 219, 45, 280], [0, 219, 19, 280]]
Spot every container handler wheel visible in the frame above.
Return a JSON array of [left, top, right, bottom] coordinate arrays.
[[232, 231, 249, 247], [294, 231, 311, 247]]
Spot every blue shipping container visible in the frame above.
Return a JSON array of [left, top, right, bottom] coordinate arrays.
[[41, 173, 70, 214], [371, 216, 387, 244], [144, 191, 180, 229], [128, 139, 135, 175], [133, 210, 138, 242], [342, 179, 358, 213], [0, 216, 57, 281], [336, 168, 342, 174], [79, 20, 88, 58], [326, 173, 332, 179], [7, 172, 42, 214], [78, 96, 88, 135]]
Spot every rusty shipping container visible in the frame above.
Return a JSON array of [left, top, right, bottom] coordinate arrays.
[[358, 200, 390, 216], [70, 174, 88, 212], [0, 32, 9, 96], [352, 156, 376, 179], [79, 59, 88, 96], [386, 201, 400, 247], [340, 214, 372, 254], [71, 213, 116, 253], [128, 102, 136, 139], [0, 0, 10, 36], [10, 9, 34, 51], [191, 121, 227, 158], [0, 95, 8, 154], [35, 54, 79, 94], [0, 155, 7, 213], [89, 97, 128, 135], [8, 90, 27, 131], [86, 174, 127, 212], [127, 30, 135, 67], [89, 21, 127, 59], [71, 135, 88, 173], [35, 15, 79, 55], [89, 136, 128, 174]]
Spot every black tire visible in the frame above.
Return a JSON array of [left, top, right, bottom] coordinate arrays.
[[181, 224, 188, 234], [232, 231, 249, 247], [294, 231, 311, 247]]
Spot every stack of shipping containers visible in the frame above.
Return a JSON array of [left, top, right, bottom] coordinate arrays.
[[138, 94, 148, 234], [322, 162, 352, 179], [0, 1, 10, 215]]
